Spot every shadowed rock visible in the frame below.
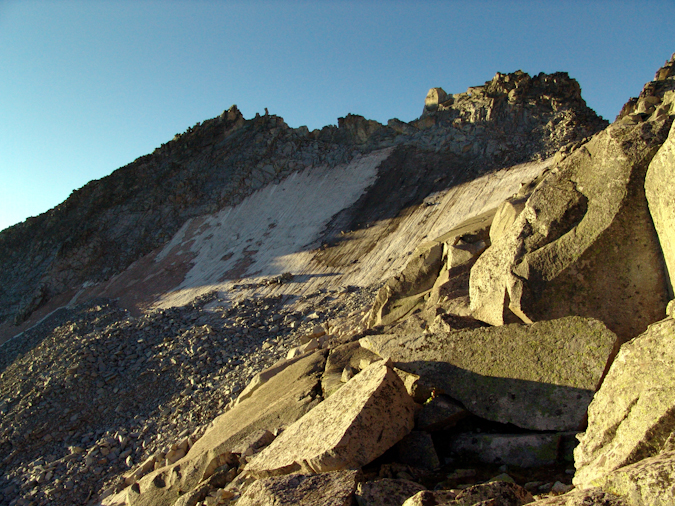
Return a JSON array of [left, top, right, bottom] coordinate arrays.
[[446, 433, 567, 468]]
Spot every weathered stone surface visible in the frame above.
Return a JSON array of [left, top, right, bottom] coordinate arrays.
[[425, 210, 494, 315], [237, 470, 361, 506], [446, 433, 564, 468], [574, 317, 675, 489], [402, 490, 458, 506], [395, 431, 440, 470], [415, 394, 468, 431], [602, 450, 675, 506], [646, 118, 675, 297], [367, 242, 443, 327], [528, 487, 627, 506], [322, 341, 382, 397], [356, 478, 426, 506], [246, 360, 416, 477], [453, 481, 533, 506], [126, 351, 326, 506], [237, 352, 315, 404], [361, 317, 617, 430], [470, 113, 672, 340], [490, 196, 528, 244]]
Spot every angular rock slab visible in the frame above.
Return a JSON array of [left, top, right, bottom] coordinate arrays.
[[361, 317, 618, 431], [574, 317, 675, 489], [367, 241, 443, 327], [237, 470, 361, 506], [602, 450, 675, 506], [246, 360, 416, 477], [124, 351, 326, 506], [470, 115, 672, 340], [646, 118, 675, 297]]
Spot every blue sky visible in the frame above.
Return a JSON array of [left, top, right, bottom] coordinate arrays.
[[0, 1, 673, 232]]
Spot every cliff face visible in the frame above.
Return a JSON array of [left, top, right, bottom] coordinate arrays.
[[0, 70, 606, 328]]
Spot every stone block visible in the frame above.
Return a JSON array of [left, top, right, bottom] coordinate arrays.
[[246, 360, 416, 477], [361, 317, 618, 431]]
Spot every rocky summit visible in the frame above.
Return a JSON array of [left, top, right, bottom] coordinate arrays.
[[0, 56, 674, 506]]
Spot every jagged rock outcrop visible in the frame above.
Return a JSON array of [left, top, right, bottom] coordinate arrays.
[[366, 210, 494, 329], [360, 316, 618, 431], [469, 83, 674, 339]]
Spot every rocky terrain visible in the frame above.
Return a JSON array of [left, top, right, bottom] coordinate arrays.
[[1, 55, 674, 506]]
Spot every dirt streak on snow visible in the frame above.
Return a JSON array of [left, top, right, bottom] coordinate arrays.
[[154, 149, 392, 307], [154, 154, 551, 310]]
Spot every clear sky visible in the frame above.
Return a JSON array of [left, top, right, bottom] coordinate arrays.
[[0, 1, 673, 232]]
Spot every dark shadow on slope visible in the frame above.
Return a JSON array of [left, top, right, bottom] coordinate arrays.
[[312, 145, 492, 268], [395, 359, 593, 432]]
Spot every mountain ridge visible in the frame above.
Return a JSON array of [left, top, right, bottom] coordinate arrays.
[[0, 70, 606, 334]]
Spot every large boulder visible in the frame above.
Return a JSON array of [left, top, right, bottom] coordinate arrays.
[[245, 360, 416, 477], [237, 470, 361, 506], [646, 115, 675, 297], [360, 316, 618, 431], [573, 317, 675, 489], [120, 351, 327, 506], [469, 112, 673, 340], [424, 87, 448, 113]]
